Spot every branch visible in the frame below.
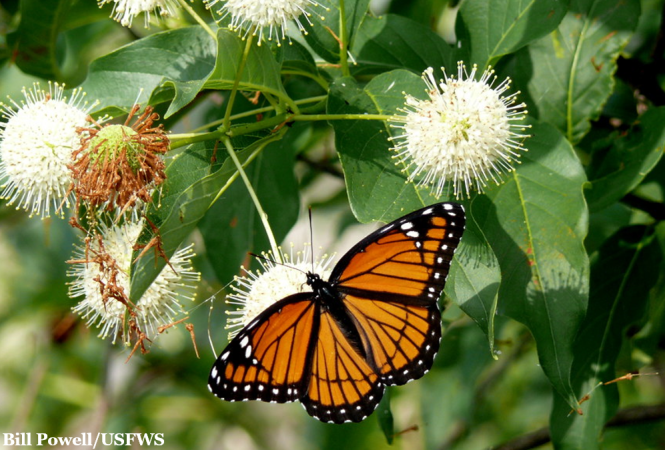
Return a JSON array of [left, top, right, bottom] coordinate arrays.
[[492, 403, 665, 450]]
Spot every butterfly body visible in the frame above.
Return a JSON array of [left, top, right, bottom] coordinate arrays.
[[209, 202, 465, 423]]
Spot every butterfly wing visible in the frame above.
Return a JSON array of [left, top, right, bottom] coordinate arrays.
[[302, 308, 385, 423], [208, 290, 385, 424], [331, 202, 465, 385], [208, 293, 318, 403]]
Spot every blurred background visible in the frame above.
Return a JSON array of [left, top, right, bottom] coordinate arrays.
[[1, 0, 664, 449]]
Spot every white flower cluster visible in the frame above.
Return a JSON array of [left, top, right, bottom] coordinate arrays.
[[391, 62, 529, 199], [207, 0, 323, 44], [225, 244, 334, 338], [98, 0, 179, 27], [69, 220, 200, 344], [0, 83, 92, 218]]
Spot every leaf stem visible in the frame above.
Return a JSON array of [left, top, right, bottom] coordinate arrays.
[[221, 137, 281, 262], [176, 0, 216, 39]]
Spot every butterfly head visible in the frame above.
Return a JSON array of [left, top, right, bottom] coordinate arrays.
[[305, 271, 323, 288]]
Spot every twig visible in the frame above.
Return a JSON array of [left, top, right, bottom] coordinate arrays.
[[492, 403, 665, 450]]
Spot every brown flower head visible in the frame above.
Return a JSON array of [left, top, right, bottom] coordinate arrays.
[[70, 104, 168, 214]]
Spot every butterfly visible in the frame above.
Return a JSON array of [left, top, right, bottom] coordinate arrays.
[[208, 202, 465, 423]]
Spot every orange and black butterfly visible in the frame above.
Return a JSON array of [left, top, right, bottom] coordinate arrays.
[[208, 202, 465, 423]]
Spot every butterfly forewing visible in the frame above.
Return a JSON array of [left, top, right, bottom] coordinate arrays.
[[302, 310, 385, 424], [333, 202, 465, 384], [208, 294, 318, 404]]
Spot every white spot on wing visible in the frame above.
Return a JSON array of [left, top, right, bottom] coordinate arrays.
[[400, 222, 413, 230]]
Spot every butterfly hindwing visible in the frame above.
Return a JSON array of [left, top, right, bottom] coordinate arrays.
[[302, 309, 385, 423], [342, 296, 441, 385], [208, 293, 318, 404], [333, 202, 465, 385]]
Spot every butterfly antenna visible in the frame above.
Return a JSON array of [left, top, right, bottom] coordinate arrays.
[[249, 252, 308, 276], [308, 206, 315, 273]]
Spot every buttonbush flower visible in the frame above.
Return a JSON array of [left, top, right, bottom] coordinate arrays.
[[70, 104, 168, 216], [0, 83, 95, 219], [206, 0, 324, 45], [69, 219, 200, 345], [390, 62, 529, 199], [226, 244, 335, 339], [99, 0, 179, 27]]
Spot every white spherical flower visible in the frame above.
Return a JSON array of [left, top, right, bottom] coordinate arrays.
[[390, 62, 530, 199], [0, 83, 93, 218], [98, 0, 178, 27], [206, 0, 324, 45], [226, 244, 335, 339], [69, 219, 200, 344]]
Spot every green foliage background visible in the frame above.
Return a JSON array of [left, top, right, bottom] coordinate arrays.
[[1, 0, 665, 449]]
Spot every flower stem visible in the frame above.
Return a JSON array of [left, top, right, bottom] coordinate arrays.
[[176, 0, 216, 39], [221, 137, 281, 263], [292, 113, 392, 122], [210, 132, 284, 207], [185, 96, 327, 134], [225, 113, 291, 138], [223, 34, 255, 132], [168, 129, 225, 149]]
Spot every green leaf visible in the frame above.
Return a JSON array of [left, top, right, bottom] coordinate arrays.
[[198, 129, 302, 286], [279, 39, 318, 75], [81, 26, 217, 117], [634, 223, 665, 358], [512, 0, 640, 143], [456, 0, 568, 69], [129, 133, 281, 302], [445, 212, 500, 354], [586, 107, 665, 212], [303, 0, 371, 63], [550, 225, 662, 449], [376, 389, 394, 445], [10, 0, 72, 80], [352, 14, 455, 76], [473, 121, 589, 409], [327, 71, 442, 223], [206, 29, 290, 110]]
